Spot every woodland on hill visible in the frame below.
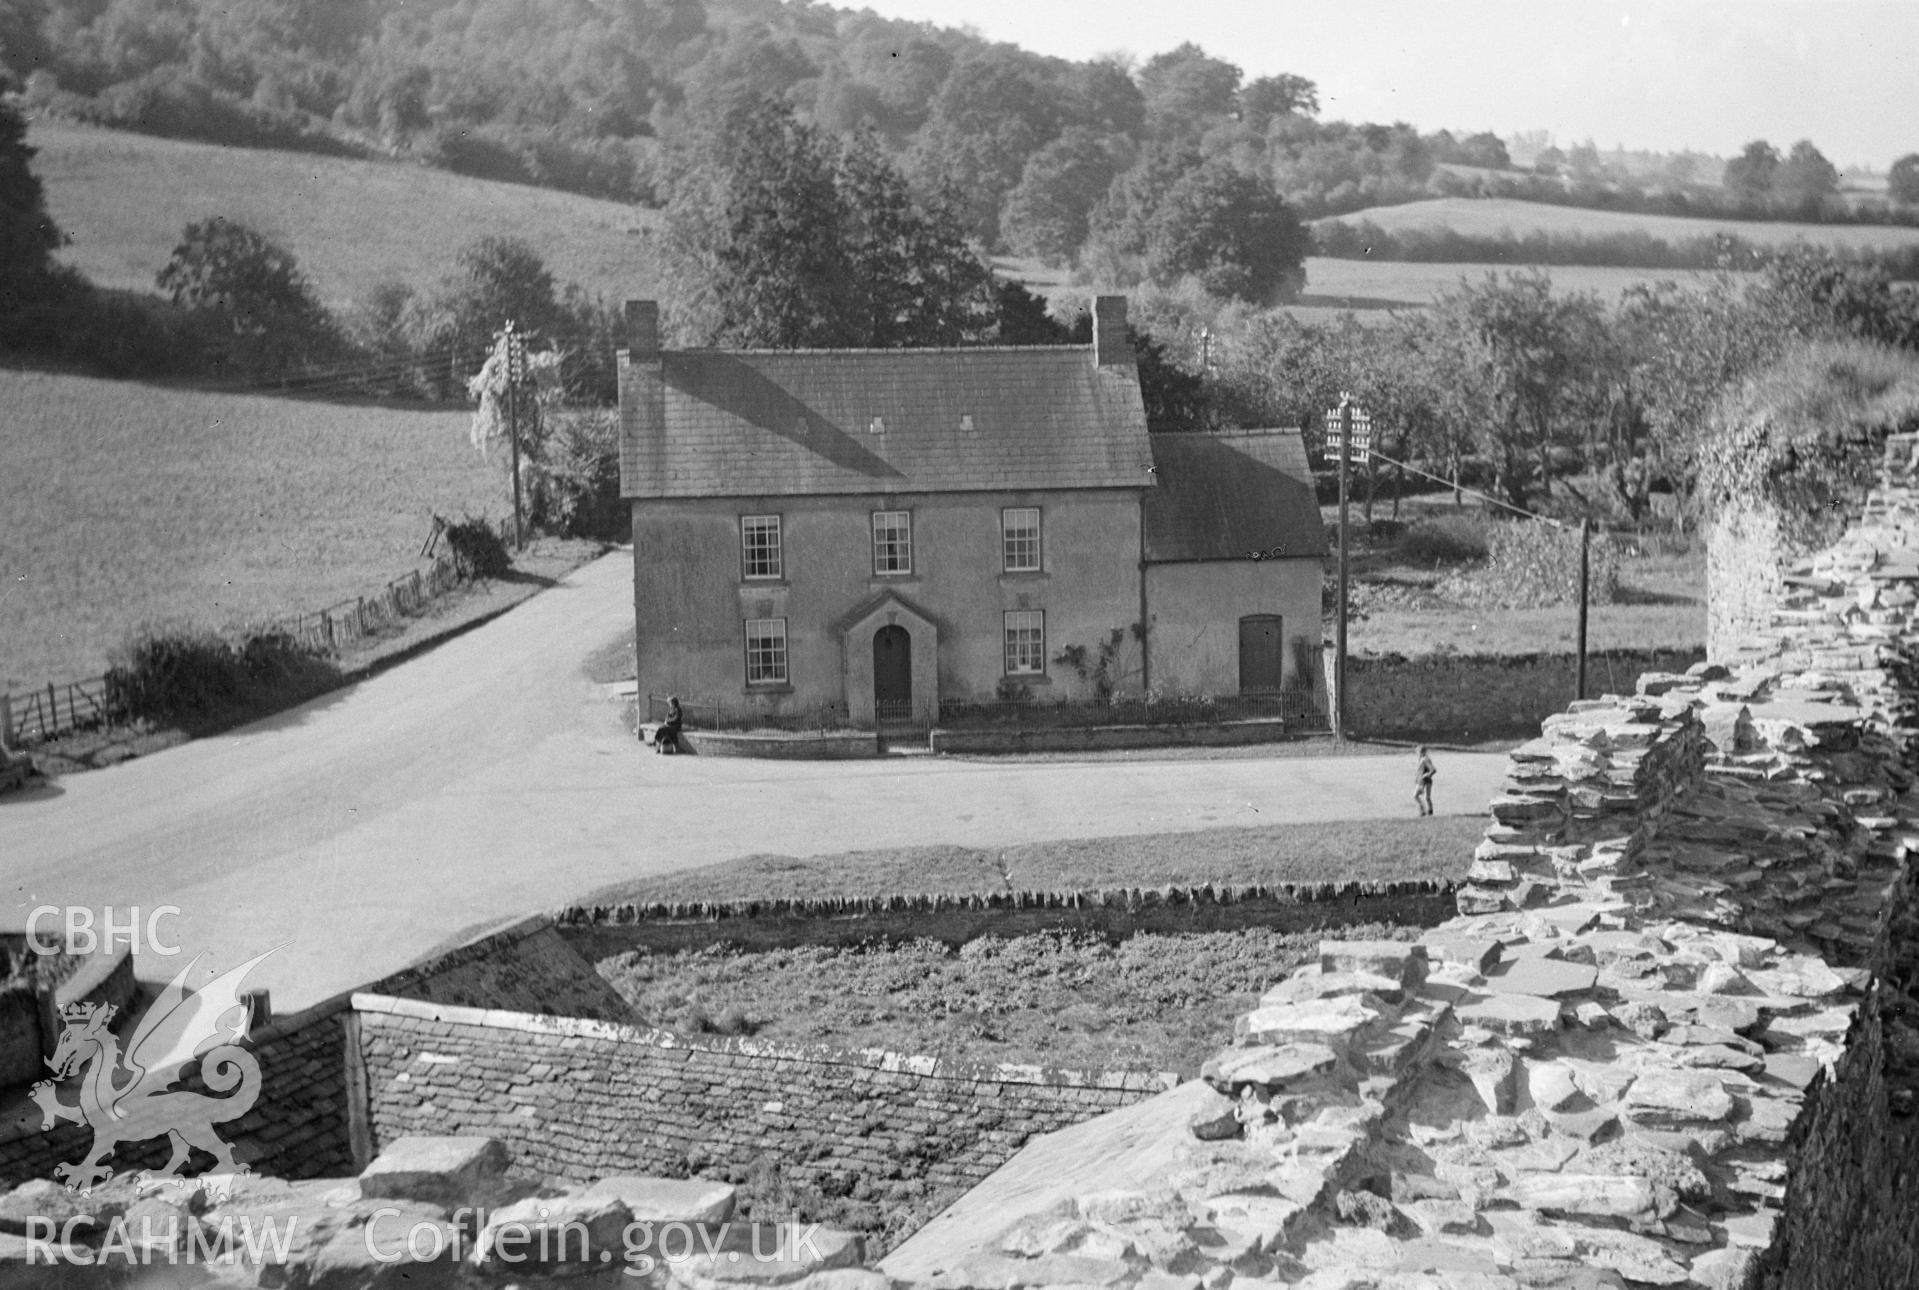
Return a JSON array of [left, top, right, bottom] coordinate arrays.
[[5, 0, 1912, 280]]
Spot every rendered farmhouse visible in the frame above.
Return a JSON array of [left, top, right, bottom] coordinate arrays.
[[615, 296, 1327, 726]]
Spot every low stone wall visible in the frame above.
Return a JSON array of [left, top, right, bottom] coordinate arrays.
[[555, 882, 1458, 958], [1346, 647, 1707, 741], [365, 915, 632, 1021], [680, 729, 881, 759], [352, 992, 1174, 1250], [929, 718, 1291, 755]]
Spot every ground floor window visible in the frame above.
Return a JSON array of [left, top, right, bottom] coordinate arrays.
[[1004, 609, 1045, 675], [744, 617, 788, 684]]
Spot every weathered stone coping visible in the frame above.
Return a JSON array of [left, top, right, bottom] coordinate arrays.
[[351, 992, 1179, 1094], [557, 881, 1458, 927], [554, 882, 1460, 954]]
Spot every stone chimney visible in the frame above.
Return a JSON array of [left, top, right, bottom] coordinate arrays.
[[623, 299, 660, 363], [618, 300, 664, 501], [1091, 295, 1133, 368]]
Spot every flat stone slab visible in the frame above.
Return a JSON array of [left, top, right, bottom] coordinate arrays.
[[1507, 1172, 1658, 1220], [1483, 957, 1600, 999], [586, 1175, 737, 1224], [1623, 1070, 1736, 1125], [1455, 992, 1563, 1037], [476, 1193, 631, 1273], [1319, 940, 1428, 985], [358, 1135, 508, 1206], [1235, 995, 1384, 1046], [1202, 1043, 1340, 1094]]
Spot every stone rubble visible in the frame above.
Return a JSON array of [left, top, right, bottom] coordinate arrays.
[[0, 1133, 860, 1288]]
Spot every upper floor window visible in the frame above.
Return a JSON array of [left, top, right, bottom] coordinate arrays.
[[741, 515, 782, 580], [1002, 507, 1041, 573], [872, 510, 912, 575]]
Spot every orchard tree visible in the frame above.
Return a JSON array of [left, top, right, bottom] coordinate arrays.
[[155, 217, 339, 374], [1891, 153, 1919, 206], [1433, 270, 1609, 509]]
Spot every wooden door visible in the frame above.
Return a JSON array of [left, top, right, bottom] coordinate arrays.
[[1238, 615, 1283, 693], [873, 625, 912, 720]]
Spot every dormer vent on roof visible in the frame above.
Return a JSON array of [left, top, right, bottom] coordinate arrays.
[[870, 416, 886, 435], [960, 414, 974, 432]]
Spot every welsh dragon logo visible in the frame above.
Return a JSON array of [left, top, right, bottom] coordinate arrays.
[[30, 950, 275, 1195]]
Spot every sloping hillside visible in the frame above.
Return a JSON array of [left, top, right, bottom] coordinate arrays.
[[31, 120, 664, 309], [0, 367, 500, 685], [1317, 197, 1919, 251]]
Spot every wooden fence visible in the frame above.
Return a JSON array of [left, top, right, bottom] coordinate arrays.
[[3, 538, 487, 748]]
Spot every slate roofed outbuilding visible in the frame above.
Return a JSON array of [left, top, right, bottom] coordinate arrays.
[[620, 345, 1155, 499], [1143, 430, 1328, 562]]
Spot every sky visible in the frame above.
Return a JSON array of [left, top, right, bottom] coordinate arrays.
[[843, 0, 1918, 169]]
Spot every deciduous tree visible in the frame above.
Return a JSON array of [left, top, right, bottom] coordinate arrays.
[[1891, 153, 1919, 207], [154, 216, 338, 374], [667, 100, 994, 349], [1144, 163, 1309, 303], [1776, 139, 1838, 209], [1723, 139, 1781, 202], [1000, 128, 1124, 266]]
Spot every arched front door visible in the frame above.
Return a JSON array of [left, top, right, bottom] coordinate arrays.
[[1238, 614, 1283, 693], [873, 625, 912, 722]]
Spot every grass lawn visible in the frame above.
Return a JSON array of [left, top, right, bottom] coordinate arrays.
[[577, 815, 1483, 907], [0, 367, 507, 686], [30, 120, 663, 310], [1317, 197, 1919, 252]]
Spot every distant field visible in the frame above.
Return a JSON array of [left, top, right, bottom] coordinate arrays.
[[29, 120, 664, 309], [0, 368, 503, 687], [996, 253, 1715, 327], [1291, 257, 1702, 319], [1317, 197, 1919, 251]]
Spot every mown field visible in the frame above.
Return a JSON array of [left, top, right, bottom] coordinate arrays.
[[0, 368, 503, 687], [1293, 256, 1706, 318], [29, 120, 664, 309], [1319, 196, 1919, 251], [999, 252, 1717, 326]]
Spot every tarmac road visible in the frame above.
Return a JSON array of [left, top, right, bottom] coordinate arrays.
[[0, 551, 1509, 1012]]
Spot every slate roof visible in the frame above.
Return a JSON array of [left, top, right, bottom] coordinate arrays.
[[620, 345, 1154, 499], [1143, 430, 1328, 562]]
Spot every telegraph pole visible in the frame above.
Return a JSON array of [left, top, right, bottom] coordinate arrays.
[[1334, 399, 1352, 740], [1576, 517, 1591, 702], [504, 320, 525, 551]]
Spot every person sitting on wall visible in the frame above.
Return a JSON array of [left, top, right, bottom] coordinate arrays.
[[656, 696, 684, 755]]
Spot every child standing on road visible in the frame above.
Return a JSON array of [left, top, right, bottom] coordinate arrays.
[[1414, 745, 1436, 816]]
